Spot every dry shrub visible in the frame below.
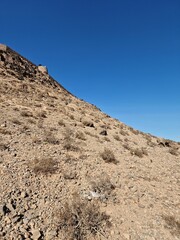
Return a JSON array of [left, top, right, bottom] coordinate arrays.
[[21, 110, 33, 117], [75, 131, 86, 141], [58, 119, 66, 127], [69, 114, 74, 120], [32, 158, 58, 174], [123, 143, 130, 150], [32, 136, 42, 144], [104, 137, 110, 142], [85, 131, 99, 139], [101, 148, 117, 164], [169, 148, 179, 156], [0, 127, 11, 135], [130, 147, 148, 158], [129, 127, 139, 135], [27, 118, 36, 124], [163, 215, 180, 237], [36, 110, 47, 118], [120, 129, 128, 136], [91, 173, 115, 197], [11, 118, 22, 125], [63, 128, 79, 151], [44, 131, 59, 144], [37, 119, 44, 128], [83, 120, 94, 128], [0, 143, 8, 151], [64, 154, 75, 163], [113, 135, 121, 141], [55, 196, 111, 240]]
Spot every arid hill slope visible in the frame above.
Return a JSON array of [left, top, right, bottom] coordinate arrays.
[[0, 44, 180, 240]]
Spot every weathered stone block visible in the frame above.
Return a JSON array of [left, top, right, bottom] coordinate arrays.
[[0, 44, 7, 51], [38, 65, 48, 74]]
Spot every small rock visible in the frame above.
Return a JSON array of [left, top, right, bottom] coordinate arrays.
[[32, 228, 41, 240], [21, 191, 27, 198]]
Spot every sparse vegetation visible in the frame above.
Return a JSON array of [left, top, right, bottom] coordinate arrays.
[[11, 118, 22, 125], [36, 110, 47, 118], [100, 148, 117, 164], [58, 119, 66, 127], [169, 147, 179, 156], [20, 110, 33, 117], [123, 143, 131, 150], [32, 157, 58, 174], [83, 120, 94, 128], [0, 127, 11, 135], [163, 215, 180, 237], [63, 127, 79, 151], [55, 195, 111, 240], [130, 147, 148, 157], [120, 129, 128, 136], [75, 131, 86, 140], [44, 131, 59, 144], [113, 134, 121, 141], [0, 143, 8, 151], [91, 173, 115, 197]]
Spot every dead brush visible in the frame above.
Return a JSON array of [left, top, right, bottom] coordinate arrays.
[[91, 173, 115, 197], [113, 134, 121, 141], [75, 131, 86, 141], [11, 118, 22, 125], [130, 147, 148, 158], [55, 195, 111, 240], [20, 110, 33, 117], [83, 120, 94, 128], [169, 147, 179, 156], [58, 119, 66, 127], [44, 131, 59, 144], [63, 128, 79, 151], [100, 148, 117, 164], [0, 127, 11, 135], [163, 215, 180, 237], [32, 157, 58, 175], [36, 110, 47, 118]]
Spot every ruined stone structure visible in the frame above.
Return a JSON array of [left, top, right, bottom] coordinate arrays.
[[0, 43, 68, 92]]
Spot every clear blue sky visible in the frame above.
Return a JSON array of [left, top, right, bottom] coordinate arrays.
[[1, 0, 180, 141]]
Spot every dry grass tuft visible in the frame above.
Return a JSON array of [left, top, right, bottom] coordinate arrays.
[[32, 158, 58, 175], [100, 148, 117, 164]]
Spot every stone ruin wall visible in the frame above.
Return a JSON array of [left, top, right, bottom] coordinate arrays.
[[0, 44, 63, 90]]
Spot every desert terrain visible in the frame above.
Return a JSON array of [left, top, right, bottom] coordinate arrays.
[[0, 44, 179, 240]]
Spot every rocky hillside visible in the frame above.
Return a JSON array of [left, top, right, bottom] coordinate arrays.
[[0, 44, 179, 240]]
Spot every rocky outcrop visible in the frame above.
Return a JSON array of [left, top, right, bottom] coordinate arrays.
[[0, 44, 68, 92]]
